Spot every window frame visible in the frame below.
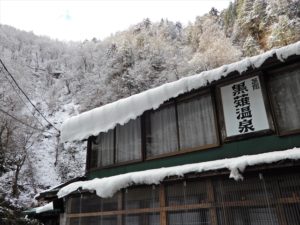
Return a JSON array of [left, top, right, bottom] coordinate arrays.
[[144, 99, 179, 159], [66, 164, 300, 225], [216, 73, 275, 142], [265, 63, 300, 136], [87, 62, 300, 170], [145, 89, 220, 160], [87, 119, 143, 171], [115, 117, 143, 164], [87, 88, 220, 170]]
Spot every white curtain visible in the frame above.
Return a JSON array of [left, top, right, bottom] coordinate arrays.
[[116, 117, 141, 163], [269, 69, 300, 132], [146, 104, 178, 157], [177, 93, 217, 150], [93, 129, 114, 167]]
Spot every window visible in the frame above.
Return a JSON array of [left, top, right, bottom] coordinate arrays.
[[89, 91, 218, 167], [67, 194, 118, 214], [213, 175, 280, 225], [69, 216, 117, 225], [268, 66, 300, 134], [116, 118, 142, 163], [123, 186, 160, 225], [177, 93, 218, 150], [145, 92, 218, 158], [66, 186, 160, 225], [66, 170, 300, 225], [90, 118, 142, 169], [123, 213, 160, 225], [91, 129, 114, 168], [146, 103, 178, 157], [168, 211, 210, 225], [124, 186, 159, 209], [166, 180, 210, 225], [165, 180, 207, 206]]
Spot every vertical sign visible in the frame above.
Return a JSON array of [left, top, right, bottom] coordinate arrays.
[[220, 76, 269, 137]]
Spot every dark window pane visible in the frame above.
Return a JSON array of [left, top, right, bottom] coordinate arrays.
[[213, 176, 274, 203], [124, 213, 160, 225], [124, 186, 159, 209], [177, 93, 217, 150], [91, 129, 114, 167], [67, 196, 81, 214], [284, 204, 300, 224], [165, 180, 207, 206], [146, 103, 178, 157], [68, 218, 80, 225], [67, 194, 118, 214], [268, 67, 300, 133], [168, 210, 210, 225], [75, 216, 117, 225], [217, 207, 279, 225], [116, 118, 141, 163]]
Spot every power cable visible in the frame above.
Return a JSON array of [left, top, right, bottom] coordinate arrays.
[[0, 66, 46, 129], [0, 108, 57, 135], [0, 59, 60, 134]]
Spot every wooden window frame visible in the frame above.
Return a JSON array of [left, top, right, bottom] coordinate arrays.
[[66, 165, 300, 225], [145, 89, 220, 160], [87, 119, 143, 171], [216, 73, 275, 142], [87, 89, 220, 171], [144, 100, 179, 159], [264, 63, 300, 137]]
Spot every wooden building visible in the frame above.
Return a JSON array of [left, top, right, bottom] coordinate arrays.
[[29, 42, 300, 225]]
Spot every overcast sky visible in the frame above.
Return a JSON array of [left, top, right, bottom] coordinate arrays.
[[0, 0, 231, 42]]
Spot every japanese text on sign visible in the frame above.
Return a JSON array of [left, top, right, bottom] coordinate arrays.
[[220, 76, 269, 137]]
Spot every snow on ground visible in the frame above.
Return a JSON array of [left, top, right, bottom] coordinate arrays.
[[30, 101, 81, 190], [30, 133, 60, 187], [61, 41, 300, 142], [57, 148, 300, 199]]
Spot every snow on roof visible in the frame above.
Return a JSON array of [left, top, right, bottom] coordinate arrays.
[[61, 41, 300, 142], [35, 202, 54, 214], [57, 148, 300, 199]]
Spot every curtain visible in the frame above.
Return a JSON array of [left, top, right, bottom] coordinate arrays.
[[268, 68, 300, 133], [146, 104, 178, 157], [116, 117, 141, 163], [177, 93, 217, 150], [93, 129, 114, 167]]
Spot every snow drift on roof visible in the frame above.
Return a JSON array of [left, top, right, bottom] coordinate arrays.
[[61, 41, 300, 142], [35, 202, 54, 214], [57, 148, 300, 199]]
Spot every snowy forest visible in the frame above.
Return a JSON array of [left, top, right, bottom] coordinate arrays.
[[0, 0, 300, 223]]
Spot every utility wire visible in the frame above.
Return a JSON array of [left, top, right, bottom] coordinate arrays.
[[0, 108, 57, 135], [0, 59, 60, 134], [0, 66, 46, 129]]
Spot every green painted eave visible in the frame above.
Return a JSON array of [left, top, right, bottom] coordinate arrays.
[[87, 134, 300, 179]]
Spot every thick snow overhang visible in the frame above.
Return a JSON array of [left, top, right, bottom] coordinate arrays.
[[61, 41, 300, 142], [57, 148, 300, 199], [35, 202, 54, 214], [35, 176, 86, 201], [24, 202, 55, 216]]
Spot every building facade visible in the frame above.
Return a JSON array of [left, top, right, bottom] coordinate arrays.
[[30, 42, 300, 225]]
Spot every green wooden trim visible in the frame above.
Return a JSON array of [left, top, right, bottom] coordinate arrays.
[[87, 134, 300, 179]]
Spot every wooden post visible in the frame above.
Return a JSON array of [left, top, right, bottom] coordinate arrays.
[[207, 179, 218, 225], [117, 192, 123, 225], [159, 184, 167, 225]]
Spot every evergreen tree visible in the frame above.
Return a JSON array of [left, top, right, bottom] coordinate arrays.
[[243, 35, 261, 56]]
